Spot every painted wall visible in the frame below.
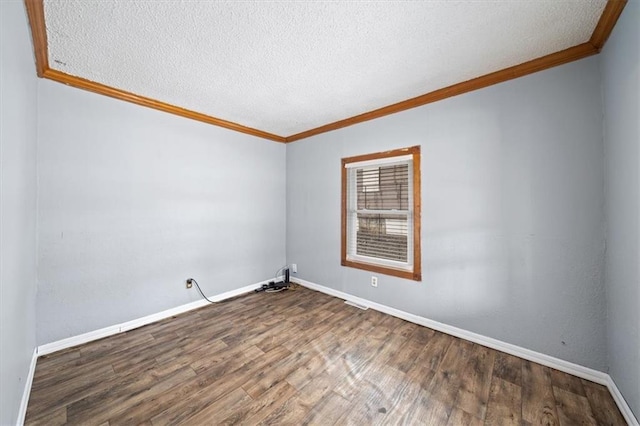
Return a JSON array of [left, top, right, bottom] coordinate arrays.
[[0, 1, 39, 424], [36, 80, 286, 345], [287, 56, 608, 370], [602, 0, 640, 418]]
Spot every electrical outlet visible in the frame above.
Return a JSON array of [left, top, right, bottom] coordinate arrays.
[[371, 276, 378, 287], [292, 264, 297, 273], [186, 279, 193, 289]]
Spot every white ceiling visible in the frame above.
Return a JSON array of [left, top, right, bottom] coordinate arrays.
[[44, 0, 607, 137]]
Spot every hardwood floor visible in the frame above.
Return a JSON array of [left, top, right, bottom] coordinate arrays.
[[25, 285, 626, 425]]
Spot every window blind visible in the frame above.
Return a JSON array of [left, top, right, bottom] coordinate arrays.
[[346, 160, 413, 270]]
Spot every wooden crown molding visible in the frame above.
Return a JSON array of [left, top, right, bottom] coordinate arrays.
[[590, 0, 627, 51], [284, 0, 627, 143], [42, 69, 286, 142], [22, 0, 286, 143], [24, 0, 48, 77], [285, 43, 598, 142], [24, 0, 626, 144]]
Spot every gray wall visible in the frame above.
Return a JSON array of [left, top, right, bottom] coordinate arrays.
[[0, 1, 39, 424], [3, 1, 635, 419], [36, 80, 286, 345], [287, 56, 608, 371], [602, 0, 640, 418]]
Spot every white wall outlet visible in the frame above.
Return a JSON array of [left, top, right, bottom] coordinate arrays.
[[371, 276, 378, 287], [291, 264, 297, 273]]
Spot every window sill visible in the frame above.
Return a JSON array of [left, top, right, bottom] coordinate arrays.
[[341, 259, 421, 281]]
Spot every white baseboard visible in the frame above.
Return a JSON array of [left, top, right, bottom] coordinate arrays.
[[23, 276, 638, 426], [16, 348, 37, 426], [294, 278, 638, 425], [607, 376, 640, 426], [294, 278, 607, 384], [37, 279, 267, 356]]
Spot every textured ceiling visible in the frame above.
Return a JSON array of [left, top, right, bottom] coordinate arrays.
[[44, 0, 607, 137]]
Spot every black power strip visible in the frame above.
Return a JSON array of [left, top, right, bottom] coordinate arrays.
[[255, 280, 290, 293], [256, 266, 291, 293]]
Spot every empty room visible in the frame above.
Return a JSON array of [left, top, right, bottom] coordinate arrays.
[[1, 0, 638, 424]]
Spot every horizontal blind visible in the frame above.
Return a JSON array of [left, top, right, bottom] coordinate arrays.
[[346, 161, 413, 268]]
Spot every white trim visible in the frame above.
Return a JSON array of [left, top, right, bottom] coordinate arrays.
[[16, 348, 38, 426], [344, 154, 412, 169], [607, 375, 640, 426], [20, 276, 638, 426], [344, 300, 368, 310], [37, 279, 268, 356], [294, 278, 607, 383], [294, 278, 639, 425]]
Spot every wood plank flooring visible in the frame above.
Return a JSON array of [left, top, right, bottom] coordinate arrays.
[[25, 285, 627, 425]]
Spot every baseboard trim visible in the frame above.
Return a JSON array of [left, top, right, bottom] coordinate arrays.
[[16, 348, 38, 426], [294, 278, 607, 384], [37, 279, 267, 356], [607, 376, 640, 426], [23, 277, 638, 425], [295, 278, 638, 425]]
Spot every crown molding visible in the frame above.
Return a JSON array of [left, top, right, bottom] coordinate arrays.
[[24, 0, 626, 144], [590, 0, 628, 51], [285, 0, 627, 142], [22, 0, 286, 143], [41, 69, 287, 142], [24, 0, 48, 77], [284, 42, 599, 142]]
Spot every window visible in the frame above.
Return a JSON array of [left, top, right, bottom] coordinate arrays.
[[341, 146, 421, 281]]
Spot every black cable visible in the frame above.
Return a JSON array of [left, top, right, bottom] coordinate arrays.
[[188, 278, 216, 304]]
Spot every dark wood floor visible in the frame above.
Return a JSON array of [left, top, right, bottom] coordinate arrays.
[[26, 285, 626, 425]]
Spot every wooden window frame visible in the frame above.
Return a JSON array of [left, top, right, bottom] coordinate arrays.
[[341, 146, 421, 281]]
